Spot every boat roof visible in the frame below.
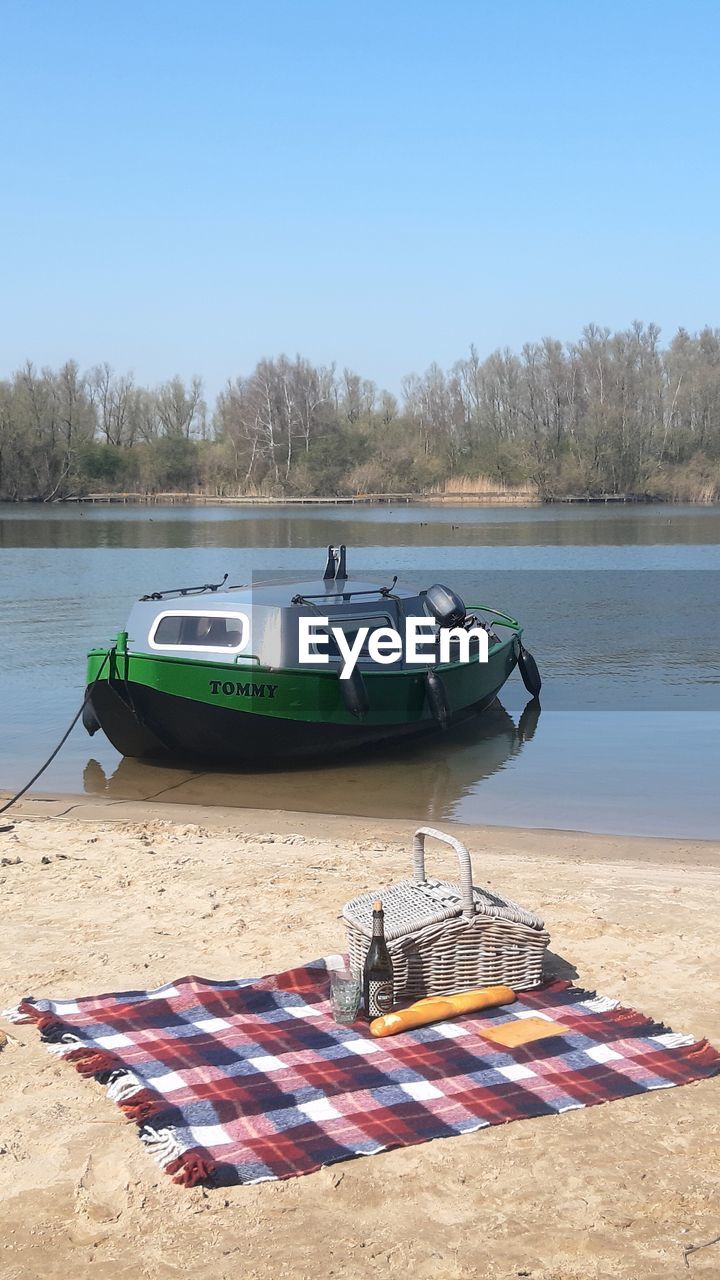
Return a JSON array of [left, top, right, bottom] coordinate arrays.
[[229, 577, 420, 607]]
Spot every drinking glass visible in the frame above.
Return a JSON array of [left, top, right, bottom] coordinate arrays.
[[328, 967, 362, 1024]]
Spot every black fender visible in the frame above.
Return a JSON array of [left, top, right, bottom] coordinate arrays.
[[82, 694, 101, 736], [425, 668, 450, 728], [339, 667, 369, 719], [515, 641, 542, 698]]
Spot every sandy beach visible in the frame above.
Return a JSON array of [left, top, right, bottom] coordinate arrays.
[[1, 801, 718, 1280]]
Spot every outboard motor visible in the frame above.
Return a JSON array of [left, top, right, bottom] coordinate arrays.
[[423, 586, 465, 722], [425, 583, 466, 628]]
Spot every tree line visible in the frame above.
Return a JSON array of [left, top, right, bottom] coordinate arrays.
[[1, 322, 719, 502]]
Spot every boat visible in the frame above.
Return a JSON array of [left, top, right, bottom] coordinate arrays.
[[82, 545, 541, 764]]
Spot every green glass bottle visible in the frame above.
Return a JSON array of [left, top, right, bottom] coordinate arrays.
[[363, 899, 394, 1018]]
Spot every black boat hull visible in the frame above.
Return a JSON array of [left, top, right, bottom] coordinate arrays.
[[85, 678, 508, 765]]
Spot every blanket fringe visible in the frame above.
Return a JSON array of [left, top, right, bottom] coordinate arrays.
[[106, 1070, 145, 1103], [46, 1035, 84, 1057], [1, 1004, 31, 1024], [139, 1127, 216, 1187], [65, 1048, 120, 1076], [581, 996, 620, 1013], [140, 1125, 188, 1168], [685, 1038, 720, 1071], [653, 1031, 696, 1049], [166, 1151, 217, 1187], [121, 1092, 168, 1123]]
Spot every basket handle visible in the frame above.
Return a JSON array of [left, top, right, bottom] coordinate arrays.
[[413, 826, 475, 920]]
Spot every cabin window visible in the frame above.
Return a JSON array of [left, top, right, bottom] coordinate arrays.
[[148, 610, 249, 653]]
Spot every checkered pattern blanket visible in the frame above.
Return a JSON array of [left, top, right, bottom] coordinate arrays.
[[5, 957, 718, 1187]]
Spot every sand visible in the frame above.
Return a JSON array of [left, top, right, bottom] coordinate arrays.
[[1, 803, 718, 1280]]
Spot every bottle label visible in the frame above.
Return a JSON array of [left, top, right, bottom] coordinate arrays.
[[367, 979, 394, 1018]]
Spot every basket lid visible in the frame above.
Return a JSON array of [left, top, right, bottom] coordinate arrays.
[[342, 876, 544, 942]]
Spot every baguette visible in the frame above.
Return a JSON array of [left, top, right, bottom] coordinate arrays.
[[369, 985, 515, 1037], [368, 1000, 456, 1037], [412, 985, 515, 1016]]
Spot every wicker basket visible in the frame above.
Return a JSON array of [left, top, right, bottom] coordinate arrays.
[[342, 826, 549, 999]]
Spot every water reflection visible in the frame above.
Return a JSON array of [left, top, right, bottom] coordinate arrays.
[[516, 697, 541, 743], [3, 502, 720, 549], [82, 697, 541, 822]]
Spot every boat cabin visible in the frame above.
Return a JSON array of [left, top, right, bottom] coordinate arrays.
[[123, 576, 435, 670]]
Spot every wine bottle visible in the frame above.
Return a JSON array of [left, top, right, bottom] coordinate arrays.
[[363, 899, 394, 1018]]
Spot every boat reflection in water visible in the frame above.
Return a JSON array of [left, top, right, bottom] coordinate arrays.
[[83, 696, 541, 823]]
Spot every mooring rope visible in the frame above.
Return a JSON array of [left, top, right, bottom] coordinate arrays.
[[0, 650, 112, 817]]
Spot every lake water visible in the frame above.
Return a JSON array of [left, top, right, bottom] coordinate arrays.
[[1, 502, 719, 838]]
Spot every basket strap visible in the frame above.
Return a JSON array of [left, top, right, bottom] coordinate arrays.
[[413, 827, 475, 920]]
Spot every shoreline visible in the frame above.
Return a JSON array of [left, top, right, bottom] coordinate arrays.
[[6, 493, 719, 507], [4, 790, 719, 868]]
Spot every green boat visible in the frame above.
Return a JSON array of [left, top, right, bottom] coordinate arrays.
[[83, 545, 541, 763]]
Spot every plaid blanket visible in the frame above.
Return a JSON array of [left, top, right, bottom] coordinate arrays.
[[5, 957, 718, 1187]]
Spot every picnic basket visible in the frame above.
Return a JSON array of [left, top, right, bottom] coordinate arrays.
[[342, 826, 549, 999]]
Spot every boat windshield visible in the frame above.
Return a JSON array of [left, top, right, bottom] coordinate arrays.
[[310, 613, 395, 659]]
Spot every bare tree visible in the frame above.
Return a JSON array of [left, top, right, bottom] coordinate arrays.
[[88, 363, 136, 446], [155, 376, 206, 439]]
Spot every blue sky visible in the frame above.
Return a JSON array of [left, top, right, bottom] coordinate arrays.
[[1, 1, 719, 400]]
